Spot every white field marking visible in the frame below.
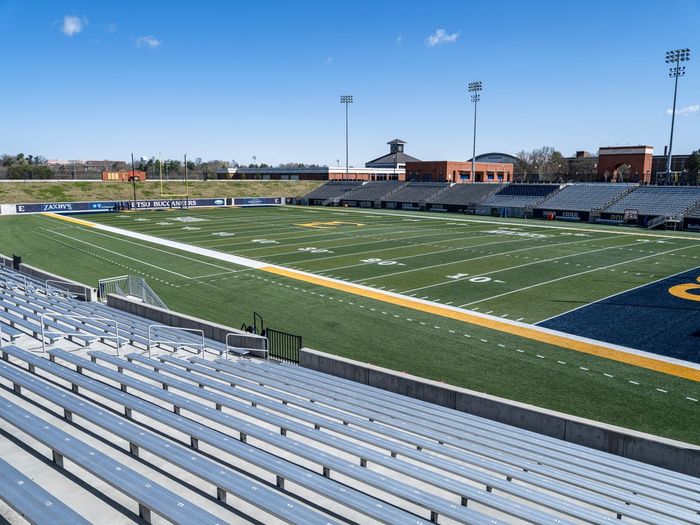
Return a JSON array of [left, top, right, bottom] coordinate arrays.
[[45, 229, 196, 279], [536, 264, 700, 324], [603, 373, 613, 377], [458, 243, 699, 308], [687, 397, 698, 402], [43, 217, 267, 269], [358, 235, 607, 284], [317, 234, 528, 273], [403, 236, 632, 294], [333, 206, 700, 241], [49, 213, 700, 373], [48, 220, 252, 274], [206, 222, 452, 251], [254, 227, 494, 262]]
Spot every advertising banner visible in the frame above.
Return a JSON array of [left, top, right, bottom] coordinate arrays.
[[12, 198, 228, 214], [14, 201, 117, 214], [231, 197, 283, 206], [131, 198, 226, 210]]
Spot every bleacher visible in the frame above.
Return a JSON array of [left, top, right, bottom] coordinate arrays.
[[301, 181, 363, 203], [340, 180, 404, 203], [1, 265, 699, 524], [426, 183, 504, 207], [381, 182, 450, 206], [603, 186, 700, 217], [684, 201, 700, 218], [480, 184, 561, 208], [535, 183, 636, 211]]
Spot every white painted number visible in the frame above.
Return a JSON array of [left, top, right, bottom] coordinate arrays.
[[360, 258, 406, 266], [298, 247, 333, 254], [251, 239, 279, 244]]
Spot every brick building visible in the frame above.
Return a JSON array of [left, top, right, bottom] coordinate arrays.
[[404, 161, 513, 183]]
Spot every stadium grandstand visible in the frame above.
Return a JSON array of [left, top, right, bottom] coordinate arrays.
[[602, 186, 700, 218], [1, 264, 699, 524], [381, 181, 450, 209], [301, 180, 363, 205], [535, 183, 636, 211], [339, 180, 404, 206], [426, 182, 504, 211]]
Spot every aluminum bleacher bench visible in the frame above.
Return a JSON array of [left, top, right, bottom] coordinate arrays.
[[161, 354, 697, 522], [0, 350, 345, 525], [198, 357, 700, 519], [240, 359, 700, 502], [86, 351, 644, 525], [0, 393, 223, 524], [50, 348, 507, 525], [2, 345, 427, 524], [0, 309, 61, 344], [0, 458, 91, 525]]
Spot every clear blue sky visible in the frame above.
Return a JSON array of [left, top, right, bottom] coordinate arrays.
[[0, 0, 698, 165]]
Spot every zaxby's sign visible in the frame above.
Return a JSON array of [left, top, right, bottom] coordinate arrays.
[[14, 201, 117, 214]]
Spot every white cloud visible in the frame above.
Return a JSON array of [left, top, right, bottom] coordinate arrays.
[[425, 28, 459, 47], [136, 35, 161, 48], [395, 35, 404, 45], [325, 56, 333, 64], [665, 104, 699, 117], [61, 15, 87, 36], [105, 22, 117, 33]]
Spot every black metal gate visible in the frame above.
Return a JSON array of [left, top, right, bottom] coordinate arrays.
[[265, 328, 302, 364]]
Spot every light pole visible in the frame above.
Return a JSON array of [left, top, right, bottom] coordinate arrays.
[[468, 81, 482, 182], [340, 95, 353, 180], [665, 48, 691, 184]]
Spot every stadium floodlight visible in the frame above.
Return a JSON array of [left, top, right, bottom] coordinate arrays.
[[467, 81, 483, 181], [340, 95, 353, 180], [664, 48, 691, 183]]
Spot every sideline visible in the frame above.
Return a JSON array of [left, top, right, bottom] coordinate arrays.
[[43, 212, 700, 382]]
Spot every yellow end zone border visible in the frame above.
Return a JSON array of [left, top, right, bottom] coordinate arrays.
[[262, 266, 700, 382]]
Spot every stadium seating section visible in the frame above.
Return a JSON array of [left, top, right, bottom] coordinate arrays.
[[603, 186, 700, 217], [480, 184, 560, 208], [536, 183, 635, 211], [302, 180, 362, 201], [381, 182, 450, 204], [426, 182, 504, 206], [340, 180, 404, 202], [2, 263, 698, 523]]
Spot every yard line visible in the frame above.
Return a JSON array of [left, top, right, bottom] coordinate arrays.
[[315, 234, 525, 272], [389, 236, 617, 289], [43, 229, 196, 279], [55, 222, 251, 273], [459, 243, 699, 308], [254, 228, 495, 261], [335, 206, 700, 241]]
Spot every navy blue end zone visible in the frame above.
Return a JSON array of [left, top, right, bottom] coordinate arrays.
[[539, 268, 700, 363]]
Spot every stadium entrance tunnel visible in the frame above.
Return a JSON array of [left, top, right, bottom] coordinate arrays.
[[540, 267, 700, 363]]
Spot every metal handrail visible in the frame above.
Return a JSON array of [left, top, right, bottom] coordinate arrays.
[[224, 332, 269, 361], [40, 314, 122, 354], [147, 325, 204, 358]]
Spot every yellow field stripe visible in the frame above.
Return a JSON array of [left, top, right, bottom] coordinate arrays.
[[262, 265, 700, 382], [42, 213, 96, 227]]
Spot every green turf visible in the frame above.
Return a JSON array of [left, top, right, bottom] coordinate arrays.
[[1, 206, 699, 444]]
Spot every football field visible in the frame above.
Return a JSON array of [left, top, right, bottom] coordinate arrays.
[[1, 205, 700, 442]]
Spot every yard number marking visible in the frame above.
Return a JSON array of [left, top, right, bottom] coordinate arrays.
[[360, 258, 406, 266]]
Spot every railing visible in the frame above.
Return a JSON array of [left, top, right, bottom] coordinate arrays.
[[147, 325, 204, 358], [40, 314, 122, 354], [266, 328, 302, 364], [225, 332, 268, 361], [99, 275, 167, 309]]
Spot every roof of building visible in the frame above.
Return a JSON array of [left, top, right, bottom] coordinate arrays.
[[387, 139, 406, 145], [366, 151, 421, 166]]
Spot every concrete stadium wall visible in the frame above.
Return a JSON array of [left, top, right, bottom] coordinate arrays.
[[106, 294, 267, 355], [300, 347, 700, 477]]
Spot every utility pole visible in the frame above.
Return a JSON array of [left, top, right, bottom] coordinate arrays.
[[131, 152, 137, 204]]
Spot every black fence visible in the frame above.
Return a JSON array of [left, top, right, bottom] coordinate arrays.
[[265, 328, 302, 364]]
